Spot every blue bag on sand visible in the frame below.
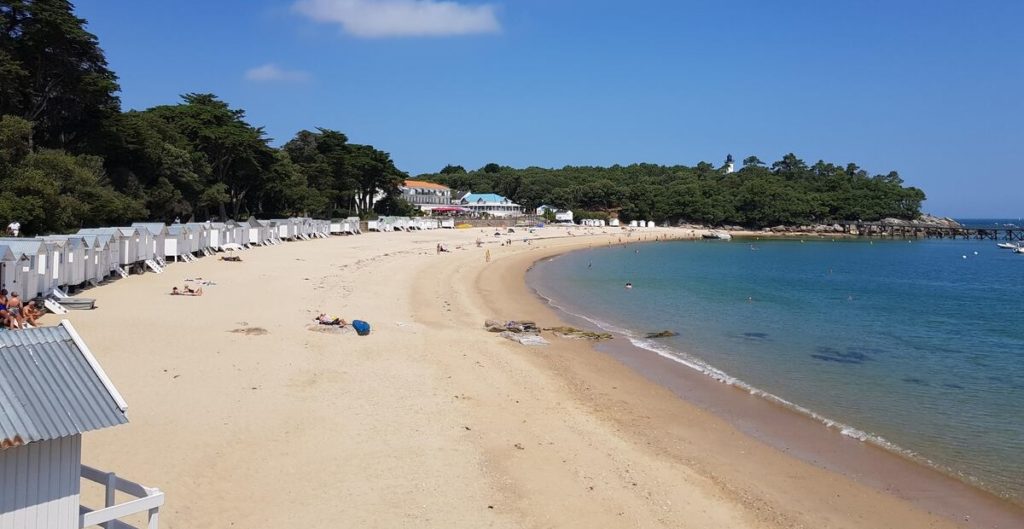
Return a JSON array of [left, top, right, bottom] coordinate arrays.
[[352, 320, 371, 336]]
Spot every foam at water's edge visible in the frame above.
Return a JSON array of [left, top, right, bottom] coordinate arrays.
[[528, 281, 1002, 499]]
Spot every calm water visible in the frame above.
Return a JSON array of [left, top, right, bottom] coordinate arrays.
[[529, 235, 1024, 502]]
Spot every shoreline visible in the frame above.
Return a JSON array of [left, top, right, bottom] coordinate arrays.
[[508, 236, 1024, 527], [50, 226, 1022, 528]]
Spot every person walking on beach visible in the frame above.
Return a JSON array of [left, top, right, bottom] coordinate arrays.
[[485, 249, 491, 263]]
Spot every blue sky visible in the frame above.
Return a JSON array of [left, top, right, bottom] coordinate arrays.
[[76, 0, 1022, 217]]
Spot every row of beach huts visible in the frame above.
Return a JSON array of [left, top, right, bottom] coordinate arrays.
[[0, 217, 356, 313], [0, 214, 456, 312]]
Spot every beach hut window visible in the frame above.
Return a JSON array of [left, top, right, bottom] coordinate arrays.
[[69, 253, 74, 262]]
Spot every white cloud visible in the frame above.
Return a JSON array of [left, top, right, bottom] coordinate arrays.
[[244, 63, 311, 83], [293, 0, 501, 38]]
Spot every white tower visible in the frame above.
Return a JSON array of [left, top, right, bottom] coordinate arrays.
[[725, 154, 735, 174]]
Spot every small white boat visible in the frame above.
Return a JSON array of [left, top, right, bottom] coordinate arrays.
[[997, 243, 1018, 249], [1014, 247, 1024, 254]]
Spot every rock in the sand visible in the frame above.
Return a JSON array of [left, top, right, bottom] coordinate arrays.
[[645, 330, 678, 339], [500, 331, 549, 346], [485, 319, 540, 333]]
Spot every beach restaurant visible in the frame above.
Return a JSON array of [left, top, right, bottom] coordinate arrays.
[[458, 193, 524, 218], [0, 321, 164, 529]]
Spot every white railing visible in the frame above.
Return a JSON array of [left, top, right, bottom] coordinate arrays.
[[80, 465, 165, 529]]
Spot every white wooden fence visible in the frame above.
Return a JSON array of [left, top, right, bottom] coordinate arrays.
[[80, 465, 164, 529]]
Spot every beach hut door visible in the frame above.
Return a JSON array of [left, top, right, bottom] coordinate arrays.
[[52, 251, 60, 280]]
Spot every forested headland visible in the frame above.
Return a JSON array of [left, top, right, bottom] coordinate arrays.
[[418, 158, 926, 228], [1, 0, 926, 236]]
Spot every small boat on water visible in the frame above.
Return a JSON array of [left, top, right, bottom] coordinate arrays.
[[997, 242, 1019, 249], [1014, 247, 1024, 254]]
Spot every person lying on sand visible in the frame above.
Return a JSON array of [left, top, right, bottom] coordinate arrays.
[[314, 314, 347, 326], [220, 255, 242, 262], [171, 286, 203, 296]]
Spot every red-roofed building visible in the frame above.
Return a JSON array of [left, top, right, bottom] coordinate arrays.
[[401, 180, 452, 212]]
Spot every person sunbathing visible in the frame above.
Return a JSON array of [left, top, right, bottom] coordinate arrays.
[[171, 286, 203, 296], [220, 255, 242, 262], [314, 314, 347, 326]]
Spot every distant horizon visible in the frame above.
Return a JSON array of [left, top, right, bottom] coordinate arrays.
[[75, 0, 1023, 219]]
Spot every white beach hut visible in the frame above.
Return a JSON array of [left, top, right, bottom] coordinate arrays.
[[119, 226, 152, 264], [0, 239, 53, 300], [0, 245, 34, 301], [42, 235, 88, 288], [183, 223, 210, 256], [164, 224, 193, 262], [0, 321, 165, 529], [206, 222, 225, 249], [77, 228, 132, 271], [78, 234, 112, 284], [133, 223, 169, 265]]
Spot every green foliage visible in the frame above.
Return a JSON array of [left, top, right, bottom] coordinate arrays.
[[0, 0, 120, 151], [421, 155, 925, 227]]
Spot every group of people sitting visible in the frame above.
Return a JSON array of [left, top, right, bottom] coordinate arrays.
[[0, 289, 41, 329], [170, 286, 204, 296]]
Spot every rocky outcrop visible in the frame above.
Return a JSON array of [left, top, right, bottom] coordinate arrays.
[[880, 214, 961, 228]]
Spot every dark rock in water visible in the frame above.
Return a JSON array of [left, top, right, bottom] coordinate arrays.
[[810, 346, 872, 364], [646, 331, 679, 339], [942, 383, 965, 390], [902, 377, 931, 387]]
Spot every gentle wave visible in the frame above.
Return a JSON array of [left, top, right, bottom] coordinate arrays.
[[529, 283, 997, 495]]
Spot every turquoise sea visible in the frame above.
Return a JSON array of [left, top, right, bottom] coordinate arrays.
[[528, 227, 1024, 502]]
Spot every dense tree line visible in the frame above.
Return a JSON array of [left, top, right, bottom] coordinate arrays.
[[420, 155, 925, 227], [0, 0, 926, 236], [0, 0, 406, 236]]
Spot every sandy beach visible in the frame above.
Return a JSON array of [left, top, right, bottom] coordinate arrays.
[[53, 228, 1018, 528]]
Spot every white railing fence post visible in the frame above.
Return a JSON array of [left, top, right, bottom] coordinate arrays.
[[103, 472, 116, 529], [147, 507, 159, 529]]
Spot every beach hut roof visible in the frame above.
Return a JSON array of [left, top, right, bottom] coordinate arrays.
[[0, 239, 46, 256], [132, 222, 169, 235], [41, 235, 86, 249], [166, 224, 191, 235], [0, 321, 127, 449], [0, 245, 19, 262]]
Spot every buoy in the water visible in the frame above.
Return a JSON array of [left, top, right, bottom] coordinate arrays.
[[962, 255, 967, 259], [974, 251, 979, 255]]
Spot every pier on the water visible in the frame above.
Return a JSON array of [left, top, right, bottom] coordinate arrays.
[[841, 222, 1023, 240]]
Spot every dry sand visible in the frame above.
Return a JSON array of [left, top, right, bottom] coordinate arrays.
[[52, 227, 990, 528]]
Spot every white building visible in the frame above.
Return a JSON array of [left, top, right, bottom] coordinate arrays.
[[459, 193, 523, 218], [401, 180, 452, 211], [0, 321, 164, 529]]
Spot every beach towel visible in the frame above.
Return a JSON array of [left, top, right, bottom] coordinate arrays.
[[352, 320, 371, 336]]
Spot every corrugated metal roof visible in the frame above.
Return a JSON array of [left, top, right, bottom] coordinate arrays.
[[0, 323, 127, 449], [0, 239, 46, 256], [132, 222, 169, 235]]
